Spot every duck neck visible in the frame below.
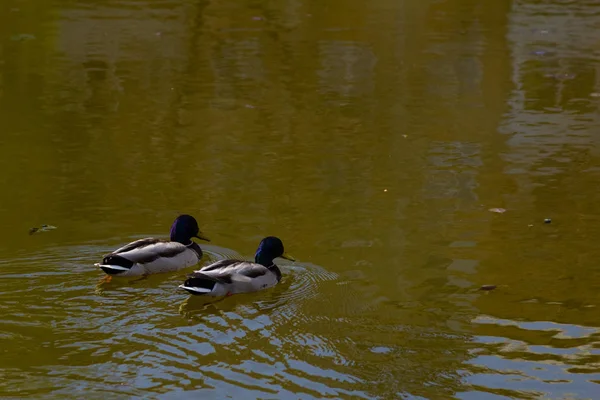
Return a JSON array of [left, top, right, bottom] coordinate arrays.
[[170, 232, 202, 258], [255, 253, 274, 267], [186, 241, 202, 258], [170, 232, 191, 245], [255, 253, 281, 281], [269, 264, 282, 282]]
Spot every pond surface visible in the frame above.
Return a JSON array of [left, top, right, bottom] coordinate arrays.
[[1, 0, 600, 398]]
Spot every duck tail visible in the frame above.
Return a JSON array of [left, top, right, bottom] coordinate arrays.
[[96, 255, 133, 276], [179, 272, 221, 295]]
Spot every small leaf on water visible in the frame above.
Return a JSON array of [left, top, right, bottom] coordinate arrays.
[[488, 208, 506, 213], [11, 33, 36, 42], [479, 285, 497, 291], [29, 224, 57, 235]]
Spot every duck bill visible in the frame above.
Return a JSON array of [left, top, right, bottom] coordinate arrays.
[[195, 233, 210, 242], [281, 252, 295, 262]]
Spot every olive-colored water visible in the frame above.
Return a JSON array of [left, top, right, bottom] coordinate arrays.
[[1, 0, 600, 398]]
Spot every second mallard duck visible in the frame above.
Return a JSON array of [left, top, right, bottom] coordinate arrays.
[[179, 236, 294, 296], [96, 214, 210, 277]]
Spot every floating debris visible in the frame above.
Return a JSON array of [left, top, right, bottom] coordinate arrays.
[[544, 218, 552, 224], [10, 33, 36, 42], [479, 285, 497, 291], [29, 224, 57, 235], [488, 208, 506, 214]]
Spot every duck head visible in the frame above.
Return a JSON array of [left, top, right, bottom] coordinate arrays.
[[254, 236, 295, 266], [170, 215, 210, 244]]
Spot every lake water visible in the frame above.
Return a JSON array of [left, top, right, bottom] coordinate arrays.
[[1, 0, 600, 398]]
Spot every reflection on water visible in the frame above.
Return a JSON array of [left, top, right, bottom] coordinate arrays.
[[466, 316, 600, 399], [2, 0, 600, 398]]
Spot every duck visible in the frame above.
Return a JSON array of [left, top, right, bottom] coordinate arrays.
[[95, 214, 210, 277], [179, 236, 294, 296]]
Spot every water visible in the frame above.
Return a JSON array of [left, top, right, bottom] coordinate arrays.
[[1, 0, 600, 398]]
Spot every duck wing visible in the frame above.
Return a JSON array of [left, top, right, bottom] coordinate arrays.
[[111, 238, 161, 254], [107, 238, 188, 264], [199, 260, 269, 279]]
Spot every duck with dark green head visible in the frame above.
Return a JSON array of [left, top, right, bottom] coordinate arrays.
[[96, 215, 210, 277], [179, 236, 294, 296]]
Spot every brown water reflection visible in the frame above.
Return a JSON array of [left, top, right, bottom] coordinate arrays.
[[1, 0, 600, 398]]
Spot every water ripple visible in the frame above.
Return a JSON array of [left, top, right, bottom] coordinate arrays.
[[468, 315, 600, 399], [0, 240, 375, 398]]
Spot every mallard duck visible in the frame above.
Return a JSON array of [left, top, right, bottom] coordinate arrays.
[[95, 215, 210, 277], [179, 236, 294, 296]]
